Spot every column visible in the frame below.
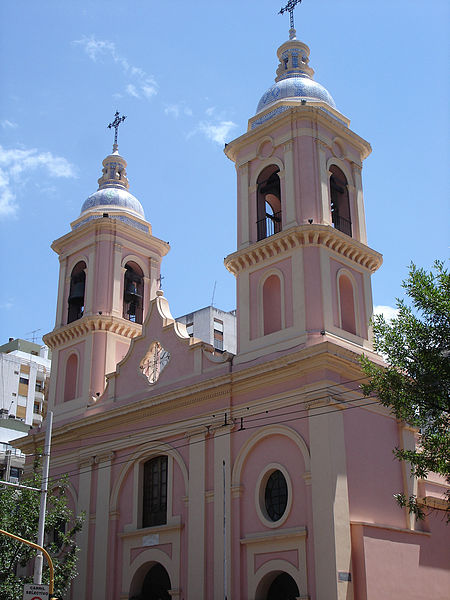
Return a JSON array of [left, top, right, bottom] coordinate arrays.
[[72, 457, 94, 599], [84, 248, 96, 316], [111, 243, 123, 317], [92, 452, 114, 599], [283, 140, 298, 228], [55, 256, 67, 327], [213, 425, 233, 600], [238, 162, 250, 249], [317, 140, 331, 225], [187, 432, 206, 598], [309, 401, 353, 600], [351, 163, 367, 245]]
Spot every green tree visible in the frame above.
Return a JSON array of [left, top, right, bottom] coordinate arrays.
[[361, 260, 450, 519], [0, 455, 83, 599]]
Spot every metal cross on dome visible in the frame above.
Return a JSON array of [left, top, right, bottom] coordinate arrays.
[[108, 111, 126, 152], [279, 0, 303, 31]]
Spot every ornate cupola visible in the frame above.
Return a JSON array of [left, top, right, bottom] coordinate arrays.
[[224, 8, 382, 364], [44, 113, 169, 424]]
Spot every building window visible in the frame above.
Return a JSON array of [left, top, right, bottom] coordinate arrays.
[[264, 469, 288, 522], [142, 456, 168, 528], [330, 165, 352, 236], [123, 262, 144, 324], [263, 274, 282, 335], [67, 261, 86, 323], [213, 318, 224, 351], [256, 165, 282, 241], [19, 377, 28, 386], [33, 402, 41, 414]]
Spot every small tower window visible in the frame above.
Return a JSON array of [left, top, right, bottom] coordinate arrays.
[[339, 274, 357, 335], [67, 261, 86, 324], [330, 165, 352, 237], [263, 274, 282, 335], [257, 166, 282, 241], [123, 262, 144, 324], [64, 353, 78, 402]]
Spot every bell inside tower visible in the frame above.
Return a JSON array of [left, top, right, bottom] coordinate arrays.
[[257, 166, 282, 241], [123, 262, 144, 324], [67, 261, 86, 324], [330, 165, 352, 237]]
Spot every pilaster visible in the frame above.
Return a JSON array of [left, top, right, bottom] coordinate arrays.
[[309, 401, 353, 600], [92, 452, 114, 600], [73, 456, 94, 599], [187, 431, 206, 599], [283, 140, 297, 227]]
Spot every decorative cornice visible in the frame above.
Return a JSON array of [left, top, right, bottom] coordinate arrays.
[[43, 315, 142, 349], [224, 224, 382, 275]]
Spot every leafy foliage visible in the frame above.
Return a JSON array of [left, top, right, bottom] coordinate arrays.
[[0, 455, 83, 599], [361, 261, 450, 519]]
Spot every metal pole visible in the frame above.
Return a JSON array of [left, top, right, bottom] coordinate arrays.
[[34, 410, 53, 584], [0, 528, 55, 597], [5, 449, 11, 482], [223, 459, 227, 600]]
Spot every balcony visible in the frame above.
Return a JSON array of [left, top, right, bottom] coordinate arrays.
[[332, 214, 352, 237], [257, 211, 282, 241]]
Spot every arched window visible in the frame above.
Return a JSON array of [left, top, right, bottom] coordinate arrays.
[[330, 165, 352, 237], [142, 456, 168, 528], [130, 563, 171, 600], [67, 261, 86, 324], [339, 274, 357, 335], [263, 274, 282, 335], [267, 573, 300, 600], [123, 262, 144, 324], [257, 166, 282, 241], [64, 353, 78, 402]]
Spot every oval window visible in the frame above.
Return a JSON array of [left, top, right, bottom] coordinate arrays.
[[264, 469, 288, 521]]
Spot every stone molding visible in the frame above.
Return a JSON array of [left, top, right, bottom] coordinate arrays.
[[224, 224, 382, 275], [43, 314, 142, 348]]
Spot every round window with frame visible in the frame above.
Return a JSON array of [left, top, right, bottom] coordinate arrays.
[[255, 464, 292, 528]]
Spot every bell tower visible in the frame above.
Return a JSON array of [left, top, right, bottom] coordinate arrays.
[[44, 115, 169, 422], [224, 24, 382, 363]]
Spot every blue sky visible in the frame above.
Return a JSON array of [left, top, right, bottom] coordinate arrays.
[[0, 0, 448, 344]]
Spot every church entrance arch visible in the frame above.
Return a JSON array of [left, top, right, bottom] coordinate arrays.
[[255, 570, 300, 600], [129, 562, 171, 600]]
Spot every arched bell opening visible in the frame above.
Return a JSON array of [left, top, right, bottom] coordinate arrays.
[[255, 570, 300, 600], [67, 261, 86, 324], [330, 165, 352, 237], [129, 562, 171, 600], [257, 165, 282, 241], [123, 261, 144, 324]]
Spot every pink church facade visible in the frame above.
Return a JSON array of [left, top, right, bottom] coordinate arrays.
[[19, 26, 449, 600]]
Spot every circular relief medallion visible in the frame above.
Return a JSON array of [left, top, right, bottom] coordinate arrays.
[[140, 342, 170, 384]]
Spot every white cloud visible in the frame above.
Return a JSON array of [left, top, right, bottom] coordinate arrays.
[[74, 36, 158, 100], [198, 120, 237, 145], [1, 120, 18, 129], [164, 103, 193, 119], [0, 145, 76, 218], [373, 305, 399, 322]]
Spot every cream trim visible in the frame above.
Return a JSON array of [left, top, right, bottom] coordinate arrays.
[[225, 224, 382, 276], [232, 424, 311, 488]]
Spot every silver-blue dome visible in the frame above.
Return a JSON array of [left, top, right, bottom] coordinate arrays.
[[257, 75, 336, 114], [81, 187, 145, 217]]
